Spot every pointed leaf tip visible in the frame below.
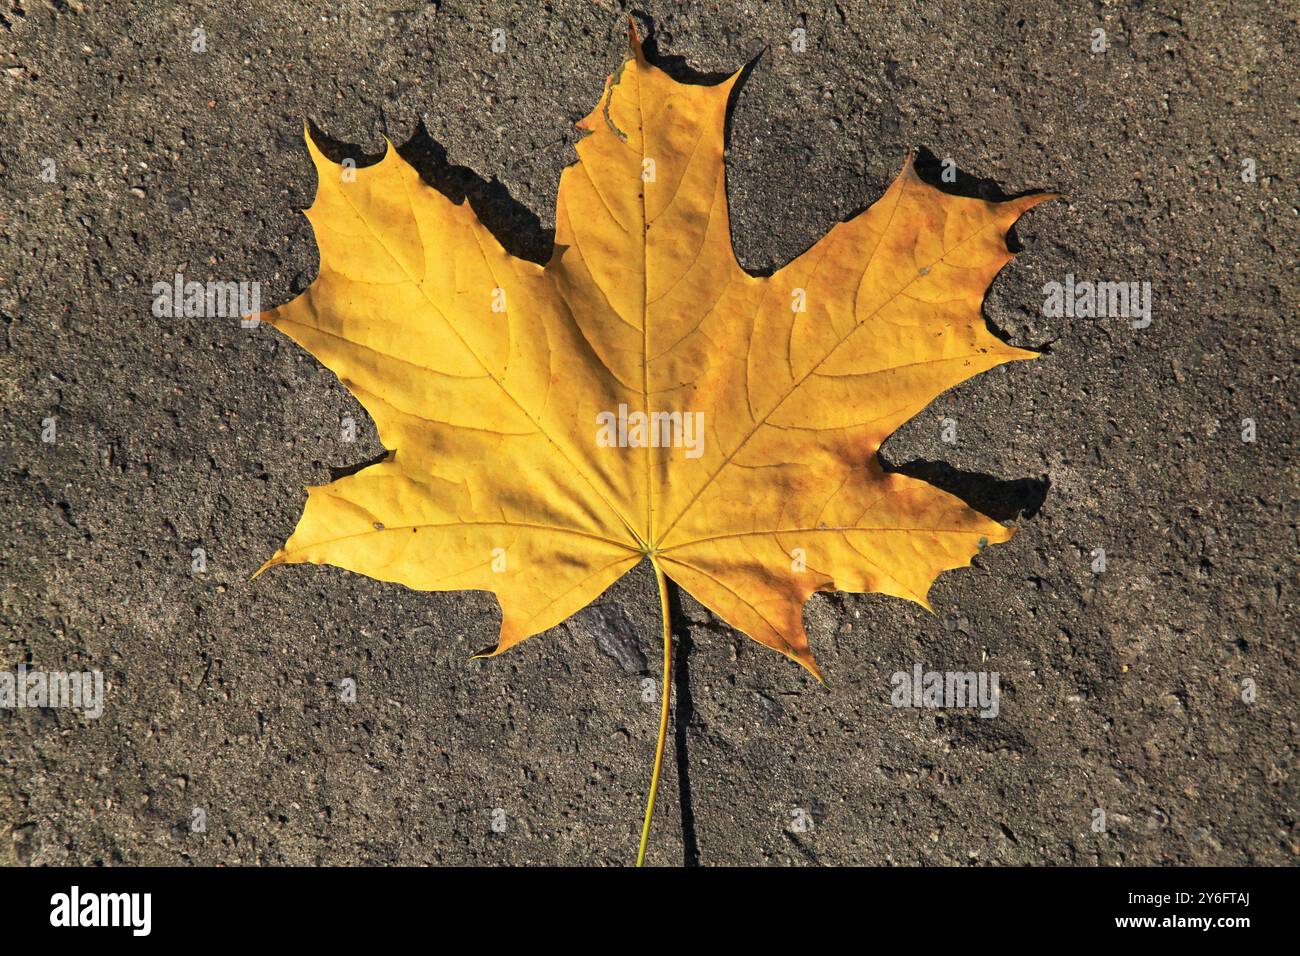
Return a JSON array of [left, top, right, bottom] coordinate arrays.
[[626, 15, 646, 61]]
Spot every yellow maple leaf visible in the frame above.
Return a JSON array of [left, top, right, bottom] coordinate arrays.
[[256, 28, 1051, 864]]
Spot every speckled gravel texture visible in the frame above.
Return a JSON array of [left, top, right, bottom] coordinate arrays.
[[1, 0, 1296, 865]]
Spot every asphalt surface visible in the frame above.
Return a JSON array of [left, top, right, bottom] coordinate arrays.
[[1, 0, 1296, 865]]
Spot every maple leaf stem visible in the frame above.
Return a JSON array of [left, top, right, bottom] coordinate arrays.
[[636, 558, 674, 867]]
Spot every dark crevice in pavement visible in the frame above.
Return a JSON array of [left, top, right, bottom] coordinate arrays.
[[666, 578, 701, 867], [782, 829, 820, 865]]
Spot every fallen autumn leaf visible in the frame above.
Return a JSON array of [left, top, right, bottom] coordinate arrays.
[[254, 24, 1053, 865]]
